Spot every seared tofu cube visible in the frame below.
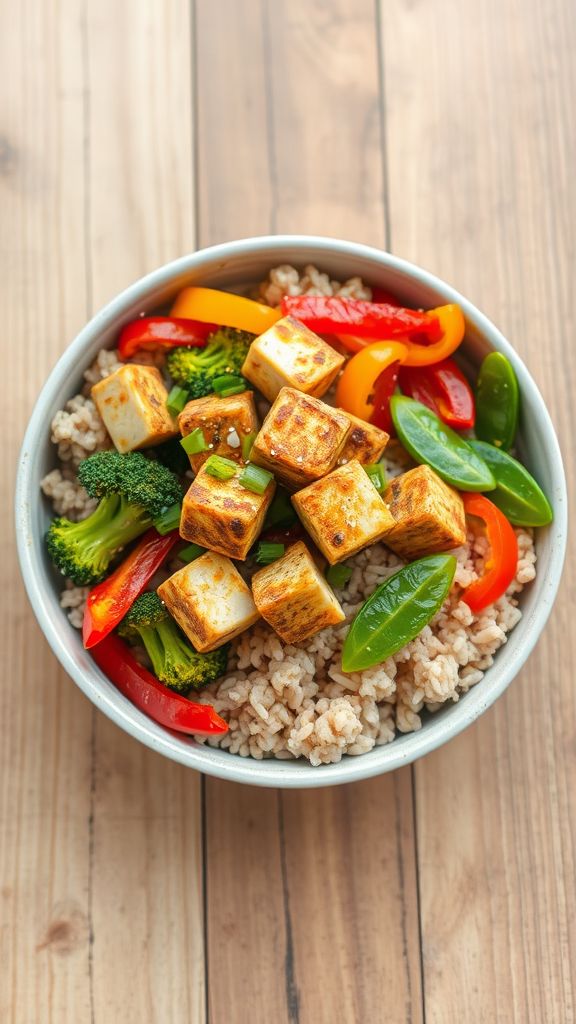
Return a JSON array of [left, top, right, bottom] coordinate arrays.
[[180, 462, 275, 560], [242, 315, 344, 402], [252, 541, 345, 644], [250, 387, 351, 490], [178, 391, 259, 473], [292, 459, 395, 564], [338, 412, 389, 466], [382, 464, 466, 560], [91, 364, 177, 453], [158, 552, 259, 652]]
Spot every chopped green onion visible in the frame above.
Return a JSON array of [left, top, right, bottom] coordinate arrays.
[[180, 428, 208, 456], [364, 463, 386, 492], [212, 374, 247, 397], [326, 564, 353, 589], [239, 463, 274, 495], [179, 543, 206, 563], [166, 385, 189, 417], [204, 454, 238, 481], [241, 431, 257, 461], [255, 542, 285, 565], [264, 487, 297, 529], [153, 503, 182, 535]]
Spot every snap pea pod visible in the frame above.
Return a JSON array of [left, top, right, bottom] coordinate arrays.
[[390, 396, 495, 491], [469, 440, 553, 526], [475, 352, 519, 450], [342, 554, 457, 672]]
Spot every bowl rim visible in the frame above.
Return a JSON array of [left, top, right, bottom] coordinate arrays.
[[15, 234, 568, 788]]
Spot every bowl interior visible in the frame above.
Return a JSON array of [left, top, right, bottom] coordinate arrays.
[[15, 237, 568, 787]]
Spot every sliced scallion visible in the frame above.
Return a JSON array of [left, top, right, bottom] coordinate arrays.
[[264, 487, 297, 529], [204, 454, 238, 481], [364, 463, 386, 492], [255, 542, 285, 565], [180, 428, 208, 456], [239, 463, 274, 495], [212, 374, 246, 397], [166, 385, 189, 418], [179, 543, 206, 563], [241, 431, 257, 462]]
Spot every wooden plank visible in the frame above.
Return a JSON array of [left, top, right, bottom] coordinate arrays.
[[197, 3, 423, 1021], [380, 0, 576, 1019], [0, 1, 93, 1020], [82, 2, 205, 1022]]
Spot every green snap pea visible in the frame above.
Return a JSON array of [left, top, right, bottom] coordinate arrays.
[[469, 440, 553, 526], [475, 352, 519, 450], [391, 395, 495, 492], [342, 554, 457, 672]]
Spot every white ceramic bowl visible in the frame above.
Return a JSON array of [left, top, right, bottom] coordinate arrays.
[[15, 236, 567, 788]]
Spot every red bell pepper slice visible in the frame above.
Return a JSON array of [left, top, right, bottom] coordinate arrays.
[[398, 358, 475, 429], [91, 633, 228, 737], [461, 494, 518, 613], [83, 528, 180, 649], [370, 361, 402, 435], [118, 317, 215, 359], [371, 286, 401, 306], [280, 295, 442, 342]]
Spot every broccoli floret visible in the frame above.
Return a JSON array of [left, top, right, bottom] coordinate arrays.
[[46, 451, 182, 586], [166, 327, 253, 399], [118, 592, 229, 692]]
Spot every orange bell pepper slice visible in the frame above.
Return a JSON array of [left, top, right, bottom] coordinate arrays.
[[335, 341, 409, 421], [461, 493, 518, 613], [402, 304, 465, 366], [171, 287, 281, 335]]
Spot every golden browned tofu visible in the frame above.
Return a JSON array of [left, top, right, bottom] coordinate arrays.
[[178, 391, 259, 473], [292, 460, 396, 564], [382, 464, 466, 560], [180, 462, 275, 560], [337, 412, 390, 466], [251, 541, 345, 643], [250, 387, 351, 490], [158, 552, 259, 652], [91, 364, 178, 452], [241, 315, 345, 402]]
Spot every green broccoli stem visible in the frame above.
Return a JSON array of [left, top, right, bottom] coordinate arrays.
[[136, 616, 194, 682], [75, 494, 152, 566]]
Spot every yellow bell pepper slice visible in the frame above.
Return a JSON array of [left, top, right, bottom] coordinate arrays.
[[170, 287, 281, 335], [402, 304, 465, 366]]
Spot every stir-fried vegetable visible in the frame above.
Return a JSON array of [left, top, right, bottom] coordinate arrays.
[[171, 286, 280, 334], [342, 554, 457, 671], [401, 304, 466, 366], [335, 342, 408, 420], [91, 633, 229, 736], [82, 529, 180, 648], [399, 358, 475, 429], [118, 316, 214, 359], [461, 494, 518, 612], [469, 441, 553, 526], [280, 294, 442, 341], [475, 352, 519, 449], [391, 396, 495, 491]]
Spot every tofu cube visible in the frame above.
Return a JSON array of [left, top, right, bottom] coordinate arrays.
[[250, 387, 351, 490], [382, 464, 466, 560], [180, 462, 275, 560], [337, 412, 390, 466], [178, 391, 259, 473], [292, 459, 396, 564], [252, 541, 345, 644], [91, 364, 178, 453], [242, 315, 344, 402], [158, 552, 259, 652]]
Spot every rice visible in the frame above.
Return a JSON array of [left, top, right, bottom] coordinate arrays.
[[40, 265, 539, 764]]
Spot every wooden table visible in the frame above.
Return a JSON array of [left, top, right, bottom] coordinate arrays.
[[2, 1, 574, 1021]]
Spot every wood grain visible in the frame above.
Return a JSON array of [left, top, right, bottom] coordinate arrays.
[[196, 3, 422, 1022], [1, 1, 204, 1022], [2, 0, 575, 1021], [381, 0, 576, 1020]]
